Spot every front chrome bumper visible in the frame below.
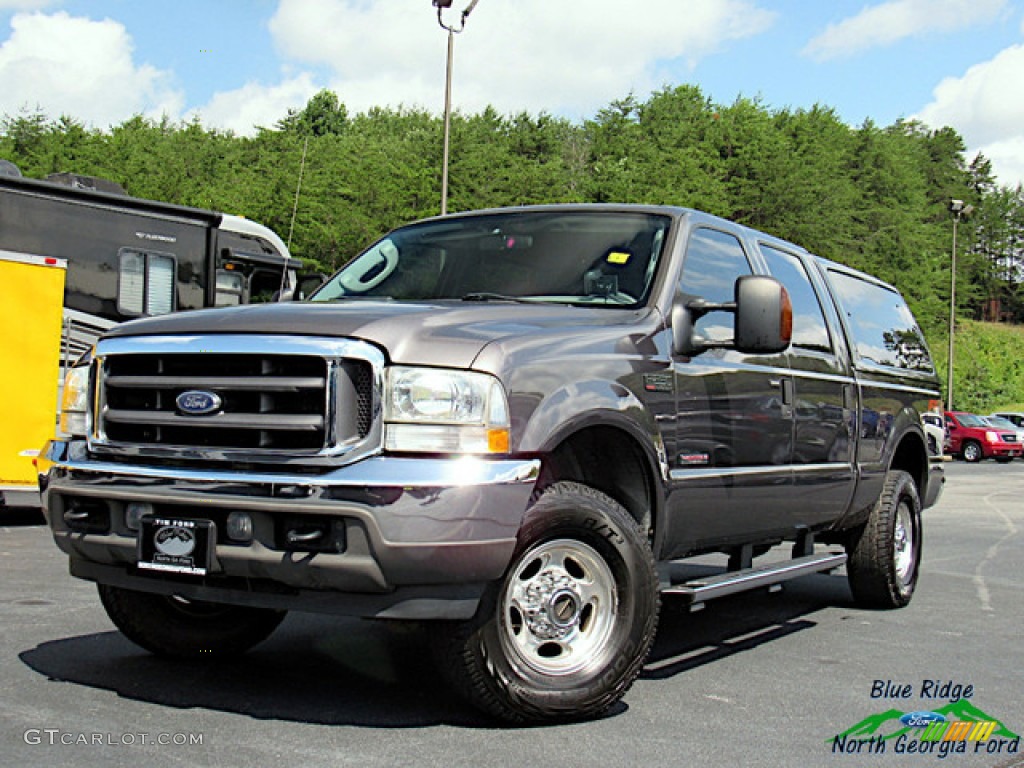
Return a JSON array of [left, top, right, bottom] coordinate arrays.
[[40, 439, 540, 619]]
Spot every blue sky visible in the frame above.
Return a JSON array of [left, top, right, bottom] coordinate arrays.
[[2, 0, 1023, 187]]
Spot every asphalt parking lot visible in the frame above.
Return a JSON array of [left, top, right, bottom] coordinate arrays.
[[1, 460, 1021, 768]]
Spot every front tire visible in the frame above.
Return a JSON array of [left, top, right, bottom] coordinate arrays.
[[98, 585, 286, 658], [961, 440, 983, 462], [433, 482, 659, 723], [846, 470, 922, 609]]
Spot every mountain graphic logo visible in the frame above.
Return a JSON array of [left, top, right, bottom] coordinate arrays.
[[831, 700, 1019, 743]]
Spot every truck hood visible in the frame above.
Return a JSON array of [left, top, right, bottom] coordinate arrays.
[[103, 300, 652, 368]]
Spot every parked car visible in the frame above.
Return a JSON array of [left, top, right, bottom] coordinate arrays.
[[984, 415, 1024, 445], [921, 412, 946, 457], [944, 411, 1022, 462], [991, 411, 1024, 429]]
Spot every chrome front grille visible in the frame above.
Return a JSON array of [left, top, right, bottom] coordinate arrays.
[[91, 335, 383, 462]]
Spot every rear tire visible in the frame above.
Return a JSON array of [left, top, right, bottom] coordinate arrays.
[[98, 585, 286, 658], [432, 481, 659, 723], [846, 470, 922, 609]]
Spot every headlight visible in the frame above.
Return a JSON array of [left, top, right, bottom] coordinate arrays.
[[59, 360, 91, 437], [985, 430, 998, 444], [384, 367, 510, 454]]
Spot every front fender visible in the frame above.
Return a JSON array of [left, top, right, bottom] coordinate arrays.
[[518, 378, 669, 482]]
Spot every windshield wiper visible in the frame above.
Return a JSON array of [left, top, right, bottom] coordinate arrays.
[[460, 292, 536, 304]]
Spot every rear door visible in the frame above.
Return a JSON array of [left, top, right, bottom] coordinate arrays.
[[759, 243, 856, 524]]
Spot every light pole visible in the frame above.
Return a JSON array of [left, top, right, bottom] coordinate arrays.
[[433, 0, 479, 215], [947, 199, 973, 411]]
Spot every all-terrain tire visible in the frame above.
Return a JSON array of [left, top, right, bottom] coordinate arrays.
[[432, 481, 659, 724], [98, 585, 286, 658], [845, 470, 922, 609]]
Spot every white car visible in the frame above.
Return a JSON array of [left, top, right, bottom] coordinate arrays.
[[921, 412, 946, 457], [991, 411, 1024, 429]]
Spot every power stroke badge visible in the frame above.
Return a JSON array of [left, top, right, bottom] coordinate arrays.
[[138, 518, 213, 576]]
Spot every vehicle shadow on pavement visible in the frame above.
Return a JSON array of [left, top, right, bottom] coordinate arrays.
[[0, 508, 46, 527], [19, 614, 491, 727], [644, 568, 854, 680], [18, 571, 854, 729]]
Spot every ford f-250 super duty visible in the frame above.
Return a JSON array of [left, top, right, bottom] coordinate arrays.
[[40, 204, 944, 723]]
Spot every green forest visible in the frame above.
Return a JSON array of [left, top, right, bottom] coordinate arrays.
[[4, 85, 1024, 411]]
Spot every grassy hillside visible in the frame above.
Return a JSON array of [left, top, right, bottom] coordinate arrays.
[[929, 320, 1024, 414]]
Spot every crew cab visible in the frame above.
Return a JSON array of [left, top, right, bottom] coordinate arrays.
[[40, 205, 944, 723]]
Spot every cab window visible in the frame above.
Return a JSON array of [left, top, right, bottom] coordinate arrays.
[[760, 245, 831, 352], [678, 228, 752, 343]]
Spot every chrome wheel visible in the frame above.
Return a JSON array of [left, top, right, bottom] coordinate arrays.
[[846, 469, 922, 609], [433, 482, 659, 722], [500, 538, 618, 677], [962, 441, 982, 462], [893, 501, 915, 586]]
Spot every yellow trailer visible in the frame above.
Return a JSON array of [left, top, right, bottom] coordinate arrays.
[[0, 249, 67, 508]]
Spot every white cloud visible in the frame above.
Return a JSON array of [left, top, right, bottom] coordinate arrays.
[[978, 136, 1024, 189], [803, 0, 1007, 61], [915, 37, 1024, 188], [191, 73, 320, 135], [917, 44, 1024, 147], [0, 11, 184, 126], [268, 0, 777, 118]]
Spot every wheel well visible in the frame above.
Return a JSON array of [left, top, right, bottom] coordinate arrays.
[[538, 426, 656, 537], [890, 433, 927, 498]]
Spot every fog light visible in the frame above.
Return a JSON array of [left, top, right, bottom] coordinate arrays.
[[125, 502, 153, 531], [226, 511, 254, 542]]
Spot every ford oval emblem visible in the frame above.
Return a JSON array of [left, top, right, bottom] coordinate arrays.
[[900, 711, 947, 728], [176, 390, 223, 416]]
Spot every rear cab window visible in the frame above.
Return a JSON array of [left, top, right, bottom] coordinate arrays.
[[825, 267, 933, 374]]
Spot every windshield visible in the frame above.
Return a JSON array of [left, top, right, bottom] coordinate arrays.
[[311, 210, 671, 308], [956, 414, 988, 428], [984, 416, 1017, 430]]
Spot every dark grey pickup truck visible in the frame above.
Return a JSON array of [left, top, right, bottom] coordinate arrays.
[[41, 204, 944, 723]]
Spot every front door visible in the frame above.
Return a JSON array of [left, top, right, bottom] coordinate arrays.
[[662, 226, 794, 558]]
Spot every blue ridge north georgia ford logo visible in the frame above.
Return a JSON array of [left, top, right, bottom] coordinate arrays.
[[175, 390, 222, 416]]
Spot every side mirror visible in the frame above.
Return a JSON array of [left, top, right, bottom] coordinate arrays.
[[734, 275, 792, 354], [672, 275, 792, 357]]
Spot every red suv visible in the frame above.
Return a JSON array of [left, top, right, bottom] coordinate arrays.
[[944, 411, 1022, 463]]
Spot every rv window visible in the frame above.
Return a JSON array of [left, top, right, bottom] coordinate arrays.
[[215, 270, 244, 306], [248, 268, 282, 303], [117, 250, 176, 316]]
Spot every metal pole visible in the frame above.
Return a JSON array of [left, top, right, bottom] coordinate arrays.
[[947, 214, 958, 411], [441, 27, 453, 216], [435, 0, 478, 216]]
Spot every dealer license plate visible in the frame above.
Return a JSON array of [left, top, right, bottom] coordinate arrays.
[[137, 517, 213, 576]]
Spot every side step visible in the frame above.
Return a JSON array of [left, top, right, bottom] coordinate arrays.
[[661, 552, 847, 610]]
